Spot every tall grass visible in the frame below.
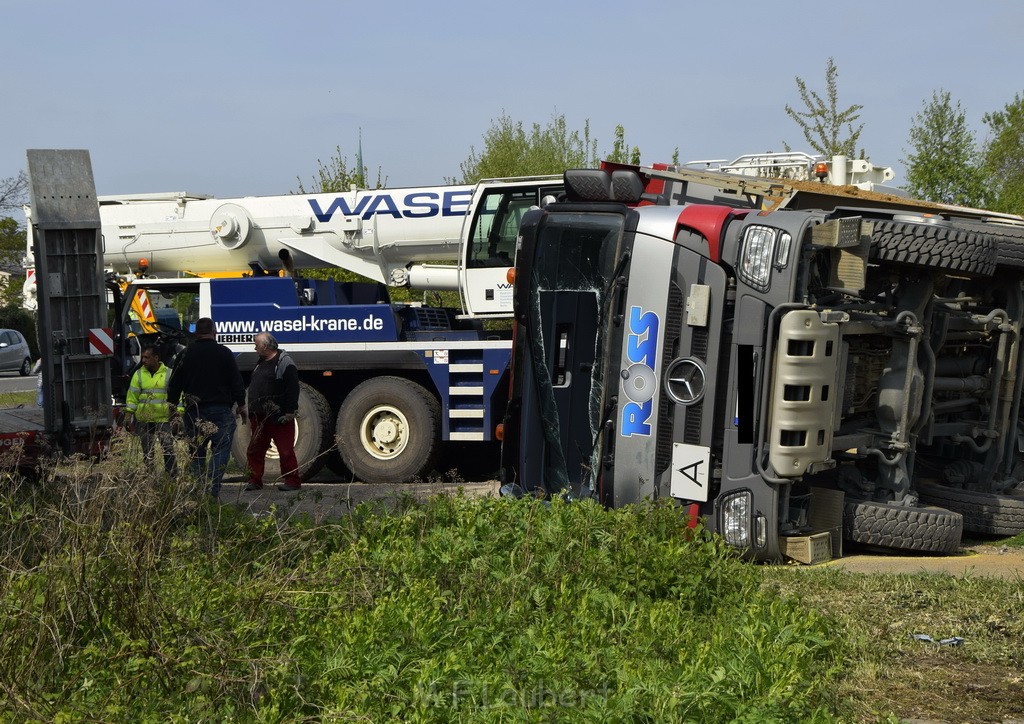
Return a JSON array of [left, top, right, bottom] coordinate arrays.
[[0, 439, 843, 721]]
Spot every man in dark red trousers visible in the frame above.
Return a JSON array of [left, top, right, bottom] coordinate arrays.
[[243, 332, 302, 491]]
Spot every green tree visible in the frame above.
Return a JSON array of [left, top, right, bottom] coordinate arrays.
[[0, 217, 26, 303], [607, 125, 641, 165], [901, 90, 985, 206], [295, 145, 385, 193], [0, 172, 28, 309], [456, 113, 602, 183], [982, 94, 1024, 214], [784, 57, 865, 159]]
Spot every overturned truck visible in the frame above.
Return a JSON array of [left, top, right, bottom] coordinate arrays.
[[500, 165, 1024, 560]]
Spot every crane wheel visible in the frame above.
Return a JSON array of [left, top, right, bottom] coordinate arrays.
[[337, 376, 440, 484]]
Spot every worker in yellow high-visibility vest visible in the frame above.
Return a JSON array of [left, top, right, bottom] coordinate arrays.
[[124, 345, 177, 475]]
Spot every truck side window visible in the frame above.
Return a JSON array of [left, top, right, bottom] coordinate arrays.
[[468, 190, 536, 267]]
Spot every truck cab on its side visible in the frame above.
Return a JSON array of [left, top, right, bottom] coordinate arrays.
[[501, 168, 1024, 560]]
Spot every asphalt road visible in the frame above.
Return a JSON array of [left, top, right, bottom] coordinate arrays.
[[0, 372, 38, 394]]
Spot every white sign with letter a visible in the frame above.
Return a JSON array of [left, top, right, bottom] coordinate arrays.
[[670, 443, 710, 502]]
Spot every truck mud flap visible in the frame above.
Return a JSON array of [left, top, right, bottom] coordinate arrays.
[[768, 309, 841, 477]]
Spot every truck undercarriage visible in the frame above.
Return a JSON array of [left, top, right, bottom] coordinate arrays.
[[777, 218, 1022, 552]]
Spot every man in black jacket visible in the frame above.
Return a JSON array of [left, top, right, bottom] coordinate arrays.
[[167, 317, 246, 499], [243, 332, 301, 491]]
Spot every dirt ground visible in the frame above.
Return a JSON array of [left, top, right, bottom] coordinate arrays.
[[220, 478, 1024, 578], [826, 540, 1024, 579]]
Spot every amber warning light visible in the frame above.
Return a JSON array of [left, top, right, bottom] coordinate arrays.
[[814, 163, 829, 182], [506, 267, 515, 285]]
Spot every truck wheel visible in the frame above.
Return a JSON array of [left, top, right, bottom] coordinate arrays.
[[950, 219, 1024, 269], [870, 219, 997, 277], [916, 482, 1024, 536], [843, 498, 963, 554], [19, 357, 31, 376], [337, 377, 440, 484], [231, 382, 333, 482]]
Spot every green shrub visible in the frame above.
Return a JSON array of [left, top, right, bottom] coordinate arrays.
[[0, 459, 843, 721]]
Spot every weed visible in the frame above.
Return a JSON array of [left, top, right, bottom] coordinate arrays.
[[763, 564, 1024, 722], [0, 390, 36, 407], [0, 451, 843, 721], [1001, 530, 1024, 548]]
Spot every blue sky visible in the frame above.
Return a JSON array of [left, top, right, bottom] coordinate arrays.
[[4, 0, 1023, 199]]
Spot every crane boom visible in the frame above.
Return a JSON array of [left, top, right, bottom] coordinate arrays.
[[96, 184, 478, 284], [26, 176, 562, 319]]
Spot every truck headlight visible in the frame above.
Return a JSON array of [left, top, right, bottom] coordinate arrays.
[[738, 225, 790, 292], [719, 490, 752, 547]]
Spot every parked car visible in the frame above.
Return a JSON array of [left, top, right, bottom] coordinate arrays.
[[0, 329, 32, 375]]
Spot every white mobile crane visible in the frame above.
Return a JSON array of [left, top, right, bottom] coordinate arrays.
[[25, 170, 562, 484]]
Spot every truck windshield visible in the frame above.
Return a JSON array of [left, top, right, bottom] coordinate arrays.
[[532, 213, 624, 290], [122, 283, 201, 368], [522, 211, 625, 493]]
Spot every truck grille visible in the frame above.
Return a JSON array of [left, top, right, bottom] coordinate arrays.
[[691, 326, 708, 362], [682, 325, 710, 445], [655, 282, 685, 479]]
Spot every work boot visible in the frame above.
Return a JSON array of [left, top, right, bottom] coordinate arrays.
[[277, 482, 301, 492], [244, 481, 263, 491]]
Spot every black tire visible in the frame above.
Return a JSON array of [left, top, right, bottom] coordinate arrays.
[[231, 382, 333, 482], [19, 357, 31, 377], [870, 219, 997, 277], [950, 219, 1024, 269], [843, 498, 963, 554], [917, 482, 1024, 536], [337, 377, 440, 484]]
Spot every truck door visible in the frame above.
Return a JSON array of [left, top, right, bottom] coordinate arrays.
[[461, 182, 562, 317], [503, 206, 628, 495]]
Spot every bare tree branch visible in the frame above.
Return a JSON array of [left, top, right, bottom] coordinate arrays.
[[0, 171, 28, 213]]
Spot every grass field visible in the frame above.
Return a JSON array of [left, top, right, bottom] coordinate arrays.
[[0, 390, 36, 407], [763, 560, 1024, 722]]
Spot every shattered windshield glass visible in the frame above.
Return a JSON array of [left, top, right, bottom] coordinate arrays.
[[526, 212, 625, 494]]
